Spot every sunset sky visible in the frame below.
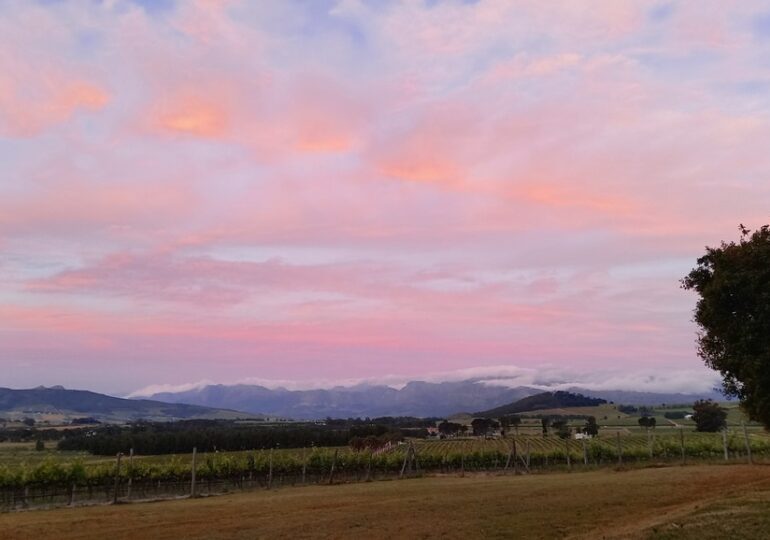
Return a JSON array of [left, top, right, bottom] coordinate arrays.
[[2, 1, 769, 396]]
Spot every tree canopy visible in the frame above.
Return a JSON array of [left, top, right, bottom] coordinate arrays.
[[692, 400, 727, 432], [583, 416, 599, 437], [638, 416, 656, 430], [682, 224, 770, 429]]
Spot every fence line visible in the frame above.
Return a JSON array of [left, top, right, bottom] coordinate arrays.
[[2, 430, 768, 512]]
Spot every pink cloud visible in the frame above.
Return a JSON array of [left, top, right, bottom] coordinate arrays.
[[0, 73, 108, 137], [154, 93, 231, 138], [1, 0, 769, 393]]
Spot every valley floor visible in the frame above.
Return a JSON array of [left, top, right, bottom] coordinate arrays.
[[2, 464, 770, 539]]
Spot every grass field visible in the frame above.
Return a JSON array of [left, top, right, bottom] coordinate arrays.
[[0, 442, 95, 467], [1, 464, 769, 539]]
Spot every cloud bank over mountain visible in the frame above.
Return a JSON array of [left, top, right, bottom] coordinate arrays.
[[129, 364, 721, 398]]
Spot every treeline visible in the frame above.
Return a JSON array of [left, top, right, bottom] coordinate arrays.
[[323, 416, 440, 428], [56, 420, 409, 455], [0, 427, 63, 443]]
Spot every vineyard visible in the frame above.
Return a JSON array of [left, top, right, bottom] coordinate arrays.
[[2, 430, 770, 512]]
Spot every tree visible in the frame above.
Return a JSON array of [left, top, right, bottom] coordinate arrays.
[[540, 417, 550, 437], [551, 419, 571, 439], [692, 400, 727, 432], [438, 421, 463, 437], [498, 416, 509, 437], [638, 406, 653, 417], [682, 225, 770, 428], [471, 418, 492, 437], [638, 417, 653, 430], [22, 418, 35, 427], [583, 416, 598, 437], [509, 416, 522, 435], [35, 439, 45, 451]]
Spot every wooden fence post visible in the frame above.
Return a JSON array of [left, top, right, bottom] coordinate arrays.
[[112, 452, 123, 504], [328, 449, 338, 485], [301, 447, 307, 484], [127, 448, 134, 500], [564, 438, 571, 471], [512, 438, 519, 475], [460, 449, 465, 478], [647, 429, 653, 459], [267, 448, 274, 489], [527, 439, 530, 472], [190, 447, 197, 498], [582, 438, 588, 466], [615, 432, 622, 465], [365, 450, 373, 482], [742, 422, 753, 465], [400, 445, 410, 479], [722, 429, 729, 461], [679, 429, 686, 465]]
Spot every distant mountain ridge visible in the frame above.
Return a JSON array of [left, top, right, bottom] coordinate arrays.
[[474, 391, 607, 417], [147, 381, 540, 419], [0, 386, 259, 422], [144, 381, 723, 419], [568, 388, 725, 407]]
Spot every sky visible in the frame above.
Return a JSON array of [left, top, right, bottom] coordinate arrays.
[[1, 1, 769, 396]]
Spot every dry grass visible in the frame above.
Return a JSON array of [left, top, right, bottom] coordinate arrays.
[[2, 464, 770, 539]]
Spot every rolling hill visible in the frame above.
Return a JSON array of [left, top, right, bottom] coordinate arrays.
[[0, 386, 260, 422], [474, 391, 607, 417]]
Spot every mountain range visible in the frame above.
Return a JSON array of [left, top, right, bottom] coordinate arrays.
[[143, 381, 724, 419], [0, 386, 260, 423], [0, 381, 723, 423]]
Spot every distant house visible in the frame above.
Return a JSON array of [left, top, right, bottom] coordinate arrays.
[[426, 426, 439, 437], [574, 432, 593, 440]]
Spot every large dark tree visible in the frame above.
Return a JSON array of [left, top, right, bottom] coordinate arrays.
[[583, 416, 599, 437], [692, 400, 727, 432], [438, 421, 463, 437], [682, 224, 770, 428], [471, 418, 492, 436]]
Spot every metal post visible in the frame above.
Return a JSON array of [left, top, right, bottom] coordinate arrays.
[[190, 447, 197, 498], [112, 452, 123, 504], [127, 448, 134, 500], [742, 422, 753, 465], [301, 447, 307, 484], [328, 449, 338, 485], [512, 438, 518, 475], [722, 429, 729, 461]]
